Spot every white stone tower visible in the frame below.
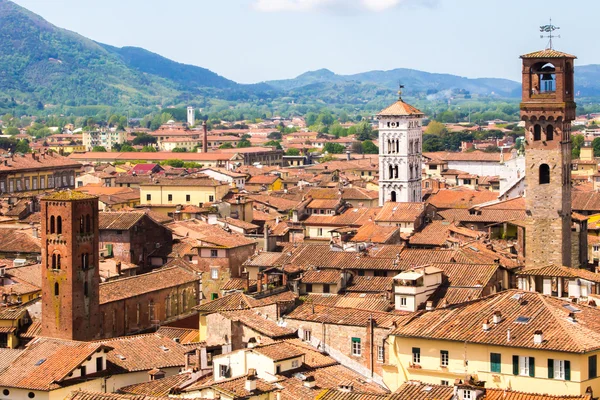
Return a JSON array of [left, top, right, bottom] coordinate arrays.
[[377, 89, 424, 206], [187, 106, 195, 127]]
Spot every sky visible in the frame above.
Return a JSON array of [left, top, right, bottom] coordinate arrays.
[[10, 0, 600, 84]]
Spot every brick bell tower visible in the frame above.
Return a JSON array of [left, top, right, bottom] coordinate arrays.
[[41, 191, 100, 341], [521, 49, 576, 268]]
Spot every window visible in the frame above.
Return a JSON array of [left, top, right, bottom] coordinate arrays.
[[276, 365, 281, 374], [323, 284, 330, 294], [539, 164, 550, 185], [305, 283, 313, 293], [463, 179, 471, 185], [490, 353, 501, 373], [317, 228, 323, 236], [351, 337, 361, 356], [548, 359, 570, 380], [80, 365, 86, 377], [400, 297, 407, 306], [377, 346, 384, 362], [546, 124, 554, 140], [464, 390, 472, 400], [40, 176, 45, 189], [441, 380, 449, 386], [48, 176, 54, 188], [56, 216, 62, 234], [219, 365, 230, 378], [211, 268, 218, 279], [412, 347, 420, 364], [146, 194, 151, 201], [168, 194, 173, 202], [209, 195, 214, 202], [211, 293, 218, 300], [513, 355, 534, 377], [54, 282, 59, 296], [291, 360, 299, 368], [84, 282, 88, 297], [594, 245, 600, 252], [210, 249, 218, 258], [589, 355, 597, 379], [533, 124, 541, 141], [50, 216, 55, 234], [303, 330, 311, 342], [441, 350, 449, 367], [186, 194, 191, 202]]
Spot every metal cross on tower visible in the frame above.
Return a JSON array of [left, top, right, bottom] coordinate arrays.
[[540, 18, 560, 50], [398, 83, 405, 100]]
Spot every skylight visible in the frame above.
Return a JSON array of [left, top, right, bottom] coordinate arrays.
[[511, 293, 523, 300], [563, 304, 580, 313], [159, 345, 170, 352], [515, 316, 531, 324], [35, 358, 46, 366], [116, 354, 126, 360]]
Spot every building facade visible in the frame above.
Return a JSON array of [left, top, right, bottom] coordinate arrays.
[[521, 49, 577, 268], [377, 93, 424, 205], [83, 130, 128, 151]]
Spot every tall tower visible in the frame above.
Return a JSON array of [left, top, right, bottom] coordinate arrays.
[[41, 191, 100, 341], [521, 49, 576, 268], [377, 91, 424, 206], [187, 106, 195, 127]]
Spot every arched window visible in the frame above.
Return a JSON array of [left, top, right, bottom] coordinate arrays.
[[391, 191, 397, 202], [396, 140, 399, 153], [50, 216, 55, 234], [79, 216, 84, 234], [546, 124, 554, 141], [539, 164, 550, 185], [82, 253, 88, 270], [533, 124, 542, 141], [56, 216, 62, 235], [54, 282, 59, 296], [52, 254, 56, 269], [56, 254, 61, 269], [389, 165, 393, 180], [84, 281, 88, 297], [86, 215, 91, 233]]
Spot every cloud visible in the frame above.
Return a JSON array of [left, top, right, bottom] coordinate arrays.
[[253, 0, 436, 13]]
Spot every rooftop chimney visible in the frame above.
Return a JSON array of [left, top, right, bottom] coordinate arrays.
[[493, 311, 502, 324], [506, 328, 511, 342], [482, 319, 490, 332], [303, 376, 316, 388], [245, 369, 257, 392], [202, 121, 208, 154], [425, 301, 434, 311], [534, 330, 543, 344]]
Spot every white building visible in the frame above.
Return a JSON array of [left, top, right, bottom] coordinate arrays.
[[187, 107, 195, 127], [377, 94, 424, 205], [393, 266, 443, 312], [83, 130, 128, 151]]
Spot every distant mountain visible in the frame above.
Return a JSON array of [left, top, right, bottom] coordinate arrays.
[[267, 68, 522, 98]]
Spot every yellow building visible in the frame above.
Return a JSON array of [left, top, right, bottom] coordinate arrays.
[[573, 140, 598, 177], [140, 178, 229, 215], [384, 290, 600, 397], [0, 152, 80, 194], [245, 175, 283, 192]]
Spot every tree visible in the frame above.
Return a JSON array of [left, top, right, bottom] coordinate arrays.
[[133, 134, 157, 146], [172, 147, 187, 153], [351, 142, 363, 154], [483, 145, 501, 153], [264, 140, 282, 150], [4, 127, 19, 136], [286, 148, 300, 156], [422, 134, 446, 152], [329, 124, 347, 138], [593, 137, 600, 157], [142, 146, 157, 152], [362, 140, 379, 154], [92, 146, 107, 152], [355, 121, 373, 141], [268, 131, 282, 140], [120, 144, 136, 152], [15, 140, 30, 154], [323, 142, 345, 154], [425, 121, 448, 136], [572, 134, 585, 158], [237, 139, 252, 148], [162, 159, 184, 168], [305, 112, 318, 127], [219, 142, 234, 149]]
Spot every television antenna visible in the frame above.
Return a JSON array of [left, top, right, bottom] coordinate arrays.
[[540, 18, 560, 50]]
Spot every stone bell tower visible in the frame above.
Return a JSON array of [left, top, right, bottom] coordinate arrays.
[[521, 49, 576, 268], [41, 191, 100, 341], [377, 88, 424, 206]]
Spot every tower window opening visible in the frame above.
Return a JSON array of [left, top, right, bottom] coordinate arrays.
[[391, 190, 397, 202], [540, 164, 550, 185], [50, 216, 55, 234], [54, 282, 59, 296], [533, 124, 542, 141], [56, 216, 62, 235], [86, 214, 91, 233], [84, 281, 89, 297], [546, 125, 554, 141], [79, 216, 84, 234]]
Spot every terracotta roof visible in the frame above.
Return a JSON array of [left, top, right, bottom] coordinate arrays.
[[518, 265, 600, 283], [392, 290, 600, 353], [409, 221, 455, 246], [377, 99, 423, 117], [438, 208, 527, 223], [304, 207, 381, 227], [243, 252, 286, 267], [155, 327, 199, 344], [427, 188, 498, 209], [5, 263, 41, 287], [220, 278, 257, 291], [0, 152, 81, 173], [306, 293, 392, 312], [218, 217, 259, 231], [375, 202, 424, 222], [96, 333, 188, 372], [99, 212, 145, 230], [307, 199, 341, 209], [340, 187, 379, 201], [66, 391, 168, 400], [197, 373, 277, 398], [246, 175, 280, 185], [316, 391, 388, 400], [252, 341, 305, 361], [219, 309, 296, 338], [521, 49, 577, 59], [99, 265, 199, 304], [247, 194, 299, 211], [0, 229, 41, 254], [0, 337, 106, 390], [43, 190, 97, 201], [572, 191, 600, 212], [345, 276, 393, 293], [195, 290, 297, 313], [286, 303, 408, 328], [119, 372, 193, 396], [302, 269, 342, 284], [139, 178, 224, 187], [169, 220, 257, 249], [349, 222, 398, 244]]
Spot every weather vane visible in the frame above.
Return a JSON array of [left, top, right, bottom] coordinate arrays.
[[398, 83, 404, 100], [540, 18, 560, 50]]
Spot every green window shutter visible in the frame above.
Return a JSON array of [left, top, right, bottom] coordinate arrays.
[[565, 360, 571, 381], [529, 357, 535, 377], [513, 355, 519, 375], [548, 359, 554, 379], [590, 355, 597, 379], [490, 353, 501, 373]]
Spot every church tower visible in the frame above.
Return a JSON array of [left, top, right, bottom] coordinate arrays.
[[377, 91, 424, 206], [41, 191, 100, 341], [521, 49, 576, 268]]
